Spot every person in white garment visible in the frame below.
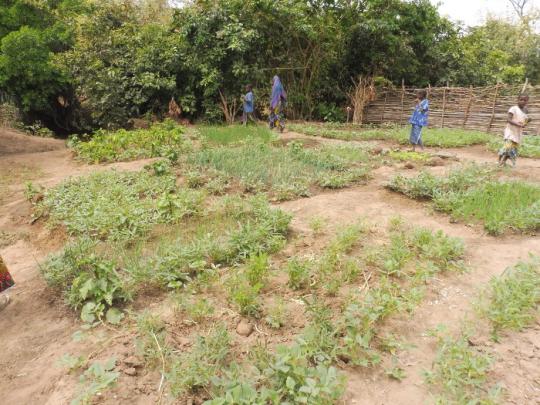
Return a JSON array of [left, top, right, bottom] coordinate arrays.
[[498, 94, 530, 167]]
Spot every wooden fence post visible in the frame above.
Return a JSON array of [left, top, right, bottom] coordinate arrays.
[[399, 79, 405, 126], [462, 86, 474, 128], [381, 90, 388, 123], [441, 86, 447, 128], [486, 84, 500, 133]]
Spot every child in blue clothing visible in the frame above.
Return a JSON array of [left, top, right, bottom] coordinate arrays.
[[409, 89, 429, 151], [242, 84, 255, 125]]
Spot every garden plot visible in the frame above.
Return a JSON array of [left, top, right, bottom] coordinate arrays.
[[186, 141, 373, 200], [388, 164, 540, 235], [1, 123, 540, 405], [289, 123, 492, 148]]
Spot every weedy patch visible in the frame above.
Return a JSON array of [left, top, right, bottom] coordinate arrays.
[[425, 331, 501, 405], [0, 162, 42, 204], [70, 119, 189, 163], [136, 312, 170, 368], [265, 297, 288, 329], [205, 341, 346, 405], [126, 195, 291, 291], [42, 238, 129, 324], [476, 256, 540, 341], [388, 150, 431, 162], [39, 169, 204, 242], [71, 358, 120, 405], [388, 164, 540, 235], [168, 324, 231, 397], [226, 253, 270, 317]]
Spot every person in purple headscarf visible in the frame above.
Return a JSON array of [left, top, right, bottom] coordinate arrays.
[[269, 75, 287, 132]]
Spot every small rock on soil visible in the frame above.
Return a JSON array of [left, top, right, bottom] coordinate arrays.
[[236, 320, 253, 337]]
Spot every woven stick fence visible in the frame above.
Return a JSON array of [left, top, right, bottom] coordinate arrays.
[[363, 83, 540, 135]]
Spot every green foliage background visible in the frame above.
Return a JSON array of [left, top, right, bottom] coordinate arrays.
[[0, 0, 538, 132]]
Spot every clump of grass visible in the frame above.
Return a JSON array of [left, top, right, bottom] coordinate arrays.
[[198, 125, 275, 144], [168, 324, 231, 397], [389, 164, 539, 235], [477, 257, 540, 341], [70, 119, 189, 163], [265, 298, 288, 329], [173, 295, 215, 323], [425, 331, 500, 404], [136, 311, 170, 367], [188, 140, 372, 200], [309, 216, 327, 235], [388, 163, 494, 200], [290, 124, 492, 148], [438, 181, 540, 235], [226, 254, 270, 317], [286, 257, 313, 290], [397, 128, 491, 148], [315, 223, 366, 295], [487, 135, 540, 159]]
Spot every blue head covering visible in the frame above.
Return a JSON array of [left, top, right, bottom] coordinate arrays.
[[270, 75, 286, 109]]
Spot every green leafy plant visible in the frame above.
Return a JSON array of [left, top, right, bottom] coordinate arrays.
[[309, 216, 327, 235], [227, 273, 262, 317], [286, 257, 312, 290], [175, 295, 215, 323], [265, 298, 288, 329], [58, 354, 87, 373], [42, 239, 128, 324], [71, 120, 189, 163], [424, 332, 499, 405], [72, 358, 119, 405], [136, 312, 170, 368], [156, 189, 205, 223], [168, 325, 231, 396]]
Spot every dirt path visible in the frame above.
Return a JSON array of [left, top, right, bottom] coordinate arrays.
[[0, 128, 538, 404], [0, 130, 159, 404]]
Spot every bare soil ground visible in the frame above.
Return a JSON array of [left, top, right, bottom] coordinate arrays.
[[0, 127, 539, 404]]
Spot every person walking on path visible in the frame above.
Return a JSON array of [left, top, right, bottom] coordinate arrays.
[[498, 94, 530, 167], [269, 75, 287, 132], [0, 255, 14, 312], [242, 84, 256, 125], [409, 89, 429, 151]]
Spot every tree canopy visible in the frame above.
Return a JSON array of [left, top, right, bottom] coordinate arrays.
[[0, 0, 538, 132]]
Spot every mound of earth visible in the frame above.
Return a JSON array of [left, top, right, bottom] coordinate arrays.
[[0, 128, 65, 155]]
